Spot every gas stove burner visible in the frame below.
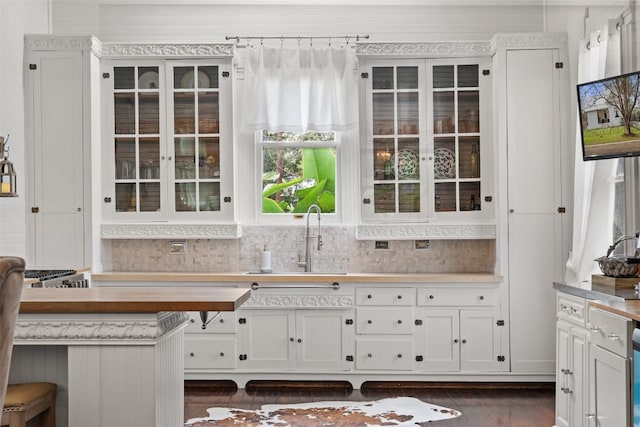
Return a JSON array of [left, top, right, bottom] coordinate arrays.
[[24, 269, 77, 280]]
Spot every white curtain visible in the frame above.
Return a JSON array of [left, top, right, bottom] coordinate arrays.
[[565, 21, 621, 285], [240, 44, 359, 132]]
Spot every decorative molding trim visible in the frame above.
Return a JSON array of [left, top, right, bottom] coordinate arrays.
[[101, 223, 242, 239], [14, 312, 188, 342], [25, 35, 102, 56], [355, 223, 496, 240], [100, 43, 234, 58], [490, 32, 568, 53], [243, 294, 354, 308], [356, 41, 491, 57]]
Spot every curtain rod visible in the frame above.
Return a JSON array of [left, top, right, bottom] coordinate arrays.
[[225, 35, 369, 43]]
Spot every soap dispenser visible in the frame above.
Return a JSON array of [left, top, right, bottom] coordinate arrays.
[[260, 244, 272, 273]]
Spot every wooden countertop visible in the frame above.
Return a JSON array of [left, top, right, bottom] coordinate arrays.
[[92, 271, 502, 284], [589, 299, 640, 322], [19, 287, 251, 314]]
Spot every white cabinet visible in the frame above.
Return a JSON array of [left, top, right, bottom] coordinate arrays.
[[24, 36, 95, 268], [184, 311, 237, 370], [359, 57, 494, 226], [493, 33, 569, 373], [101, 59, 233, 222], [556, 292, 589, 427], [414, 287, 503, 372], [586, 306, 632, 427], [238, 309, 351, 372]]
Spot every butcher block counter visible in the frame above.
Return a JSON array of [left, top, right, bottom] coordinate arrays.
[[12, 286, 250, 427], [19, 286, 250, 313]]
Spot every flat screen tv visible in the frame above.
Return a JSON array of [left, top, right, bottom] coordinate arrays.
[[577, 70, 640, 161]]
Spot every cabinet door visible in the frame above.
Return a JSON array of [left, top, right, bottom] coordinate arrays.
[[569, 326, 588, 427], [361, 60, 426, 220], [27, 50, 86, 268], [414, 309, 459, 371], [588, 344, 630, 427], [239, 310, 294, 370], [295, 310, 351, 371], [459, 310, 501, 371], [556, 320, 571, 427], [506, 48, 562, 373]]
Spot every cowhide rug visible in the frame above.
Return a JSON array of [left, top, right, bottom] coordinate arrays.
[[185, 396, 461, 426]]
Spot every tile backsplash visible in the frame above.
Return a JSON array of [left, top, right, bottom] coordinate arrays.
[[108, 226, 496, 273]]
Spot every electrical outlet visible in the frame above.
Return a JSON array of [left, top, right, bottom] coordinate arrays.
[[375, 240, 389, 249], [415, 240, 431, 250], [169, 241, 187, 254]]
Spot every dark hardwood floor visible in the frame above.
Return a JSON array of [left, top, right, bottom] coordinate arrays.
[[184, 381, 555, 426]]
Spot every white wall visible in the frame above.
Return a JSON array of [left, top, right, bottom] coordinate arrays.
[[0, 0, 49, 258]]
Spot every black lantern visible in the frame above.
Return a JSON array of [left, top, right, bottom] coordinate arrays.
[[0, 135, 17, 197]]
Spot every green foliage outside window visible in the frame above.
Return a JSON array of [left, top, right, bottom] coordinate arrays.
[[262, 131, 336, 214]]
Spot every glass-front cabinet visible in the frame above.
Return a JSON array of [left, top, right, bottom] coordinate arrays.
[[103, 60, 232, 221], [361, 57, 493, 223]]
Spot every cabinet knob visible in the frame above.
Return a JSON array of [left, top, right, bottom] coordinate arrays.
[[220, 319, 224, 323], [219, 352, 225, 357], [189, 352, 195, 357], [397, 320, 402, 324], [367, 320, 372, 324], [462, 339, 467, 344], [479, 295, 484, 300], [297, 338, 302, 343], [190, 319, 195, 323], [397, 354, 402, 358], [397, 295, 402, 299], [290, 337, 294, 342], [367, 294, 372, 299], [454, 339, 459, 344], [429, 295, 434, 300], [367, 353, 372, 358]]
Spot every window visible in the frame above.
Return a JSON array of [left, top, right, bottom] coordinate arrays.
[[260, 131, 337, 214]]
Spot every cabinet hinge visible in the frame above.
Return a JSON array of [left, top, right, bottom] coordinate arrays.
[[484, 196, 493, 203], [497, 355, 506, 362], [31, 207, 40, 214], [29, 64, 37, 70], [239, 354, 247, 361], [224, 196, 232, 203], [415, 355, 424, 362], [361, 72, 369, 79], [104, 197, 112, 203], [102, 72, 110, 79], [346, 355, 354, 362], [414, 319, 423, 326], [497, 320, 505, 326], [555, 62, 564, 69], [222, 71, 230, 78], [363, 198, 371, 205], [345, 319, 354, 325], [482, 69, 490, 76], [238, 318, 247, 324], [558, 207, 566, 214]]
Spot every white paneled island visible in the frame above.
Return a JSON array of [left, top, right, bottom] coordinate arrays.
[[10, 287, 250, 427]]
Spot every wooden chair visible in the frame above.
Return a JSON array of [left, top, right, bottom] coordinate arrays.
[[0, 257, 57, 427]]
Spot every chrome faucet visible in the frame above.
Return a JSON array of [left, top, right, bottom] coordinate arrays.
[[298, 204, 322, 272]]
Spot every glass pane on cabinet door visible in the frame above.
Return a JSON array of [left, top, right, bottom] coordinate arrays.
[[174, 93, 195, 134], [114, 93, 135, 134], [114, 67, 135, 90], [139, 93, 159, 134], [433, 65, 454, 88], [198, 92, 219, 133], [459, 182, 481, 212], [457, 64, 479, 87], [397, 92, 419, 135], [396, 138, 420, 180], [433, 91, 455, 134], [199, 66, 219, 89], [399, 183, 420, 213], [374, 183, 395, 213], [138, 66, 159, 89], [115, 138, 136, 180], [139, 182, 160, 212], [175, 137, 196, 180], [435, 182, 456, 212], [372, 67, 394, 89], [199, 182, 221, 211], [199, 137, 220, 179], [373, 93, 394, 135], [459, 136, 480, 179], [115, 183, 136, 212], [434, 137, 456, 180], [458, 91, 479, 133], [373, 138, 395, 181], [139, 138, 160, 180], [175, 182, 196, 212], [397, 66, 418, 89]]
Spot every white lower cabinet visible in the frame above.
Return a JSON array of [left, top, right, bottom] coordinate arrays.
[[238, 309, 352, 372], [185, 311, 237, 371]]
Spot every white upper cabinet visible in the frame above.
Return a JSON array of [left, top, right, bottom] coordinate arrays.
[[101, 59, 233, 223], [357, 51, 495, 240]]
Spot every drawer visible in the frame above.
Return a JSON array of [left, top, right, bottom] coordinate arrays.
[[355, 339, 414, 370], [185, 337, 237, 369], [356, 287, 415, 306], [417, 288, 496, 307], [588, 306, 632, 357], [356, 308, 413, 335], [185, 311, 236, 334], [556, 292, 586, 327]]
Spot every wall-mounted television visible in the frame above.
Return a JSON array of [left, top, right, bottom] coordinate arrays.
[[577, 70, 640, 161]]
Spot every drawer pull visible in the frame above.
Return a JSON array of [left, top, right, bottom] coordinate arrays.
[[429, 295, 434, 300], [189, 352, 195, 357], [479, 295, 484, 300], [454, 339, 459, 343], [585, 413, 595, 419], [462, 339, 467, 344], [190, 319, 195, 323], [367, 320, 373, 324], [367, 294, 372, 299], [219, 352, 225, 357], [397, 295, 402, 299], [397, 320, 402, 324], [608, 333, 620, 340], [298, 338, 302, 343], [397, 354, 402, 358], [367, 353, 372, 358], [290, 337, 294, 342], [589, 324, 601, 332], [220, 319, 224, 323]]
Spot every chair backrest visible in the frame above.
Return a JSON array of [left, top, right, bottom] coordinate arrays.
[[0, 256, 25, 408]]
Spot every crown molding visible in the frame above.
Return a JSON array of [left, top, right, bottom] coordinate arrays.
[[355, 223, 496, 240], [24, 35, 102, 56], [243, 294, 354, 308], [100, 42, 234, 58], [490, 32, 568, 53], [356, 41, 492, 57], [101, 223, 242, 239]]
